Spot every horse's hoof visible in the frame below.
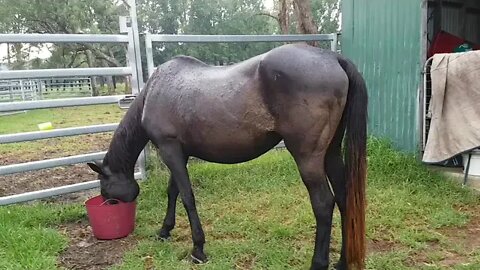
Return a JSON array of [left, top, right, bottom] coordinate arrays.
[[191, 255, 208, 264], [157, 236, 170, 242], [156, 230, 171, 241], [309, 262, 328, 270], [191, 250, 208, 264]]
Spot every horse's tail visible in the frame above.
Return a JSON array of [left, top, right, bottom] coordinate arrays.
[[338, 57, 368, 270]]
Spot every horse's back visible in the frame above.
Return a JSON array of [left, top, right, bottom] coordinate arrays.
[[142, 51, 279, 163]]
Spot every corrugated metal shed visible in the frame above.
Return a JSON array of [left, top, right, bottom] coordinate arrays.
[[341, 0, 423, 152]]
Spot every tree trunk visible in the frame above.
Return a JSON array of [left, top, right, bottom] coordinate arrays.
[[103, 58, 115, 95], [124, 76, 131, 94], [293, 0, 319, 46], [106, 76, 114, 95], [86, 50, 99, 96], [7, 43, 11, 66], [278, 0, 289, 34]]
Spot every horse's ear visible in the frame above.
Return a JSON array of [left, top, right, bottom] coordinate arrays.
[[87, 161, 104, 175]]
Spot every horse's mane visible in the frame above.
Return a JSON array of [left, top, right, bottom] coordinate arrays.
[[103, 88, 149, 174]]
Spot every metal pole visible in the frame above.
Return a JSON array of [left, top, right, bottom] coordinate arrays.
[[128, 0, 148, 180], [145, 33, 155, 77], [128, 0, 144, 89], [127, 23, 139, 95], [330, 33, 338, 52], [463, 153, 472, 186]]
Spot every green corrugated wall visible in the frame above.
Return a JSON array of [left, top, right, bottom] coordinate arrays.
[[342, 0, 423, 152]]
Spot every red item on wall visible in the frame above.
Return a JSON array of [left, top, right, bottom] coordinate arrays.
[[428, 31, 480, 58]]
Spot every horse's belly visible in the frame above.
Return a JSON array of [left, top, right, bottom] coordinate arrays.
[[184, 129, 281, 164]]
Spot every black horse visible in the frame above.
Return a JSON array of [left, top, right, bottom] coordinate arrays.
[[87, 43, 368, 270]]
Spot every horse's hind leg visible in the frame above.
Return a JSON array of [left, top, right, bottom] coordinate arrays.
[[325, 123, 348, 270], [284, 125, 335, 270], [293, 151, 335, 270], [158, 175, 179, 240], [280, 103, 343, 269], [153, 138, 207, 263]]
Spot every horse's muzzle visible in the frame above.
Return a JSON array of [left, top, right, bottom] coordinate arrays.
[[102, 180, 139, 203]]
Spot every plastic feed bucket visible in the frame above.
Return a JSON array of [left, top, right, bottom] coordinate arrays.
[[85, 195, 136, 240]]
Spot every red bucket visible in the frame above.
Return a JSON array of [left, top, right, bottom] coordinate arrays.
[[85, 195, 136, 240]]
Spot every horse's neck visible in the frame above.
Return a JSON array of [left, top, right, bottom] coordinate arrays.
[[104, 95, 149, 175]]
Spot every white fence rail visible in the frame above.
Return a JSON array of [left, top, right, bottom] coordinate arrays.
[[145, 33, 339, 76]]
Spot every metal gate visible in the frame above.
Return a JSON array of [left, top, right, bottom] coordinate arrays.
[[0, 0, 146, 205]]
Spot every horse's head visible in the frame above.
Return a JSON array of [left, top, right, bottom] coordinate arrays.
[[87, 161, 139, 202]]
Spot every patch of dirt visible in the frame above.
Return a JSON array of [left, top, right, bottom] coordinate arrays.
[[406, 210, 480, 268], [367, 239, 401, 253], [439, 210, 480, 253], [234, 253, 257, 270], [58, 220, 138, 270]]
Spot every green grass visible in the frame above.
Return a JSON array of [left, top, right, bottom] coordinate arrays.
[[0, 203, 84, 269], [1, 138, 480, 269]]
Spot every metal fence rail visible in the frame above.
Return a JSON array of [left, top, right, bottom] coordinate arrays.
[[0, 67, 132, 80], [0, 95, 126, 112], [0, 172, 142, 205], [145, 33, 338, 76], [0, 123, 118, 144], [0, 152, 107, 176], [0, 33, 130, 43]]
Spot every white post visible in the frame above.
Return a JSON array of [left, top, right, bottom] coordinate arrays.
[[145, 33, 155, 77], [128, 0, 144, 92], [126, 0, 148, 179], [330, 33, 338, 52]]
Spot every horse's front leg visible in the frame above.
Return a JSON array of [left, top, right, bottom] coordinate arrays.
[[155, 138, 207, 263], [158, 175, 179, 240], [296, 154, 335, 270]]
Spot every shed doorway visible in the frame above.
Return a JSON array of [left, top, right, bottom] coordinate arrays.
[[421, 0, 480, 162]]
